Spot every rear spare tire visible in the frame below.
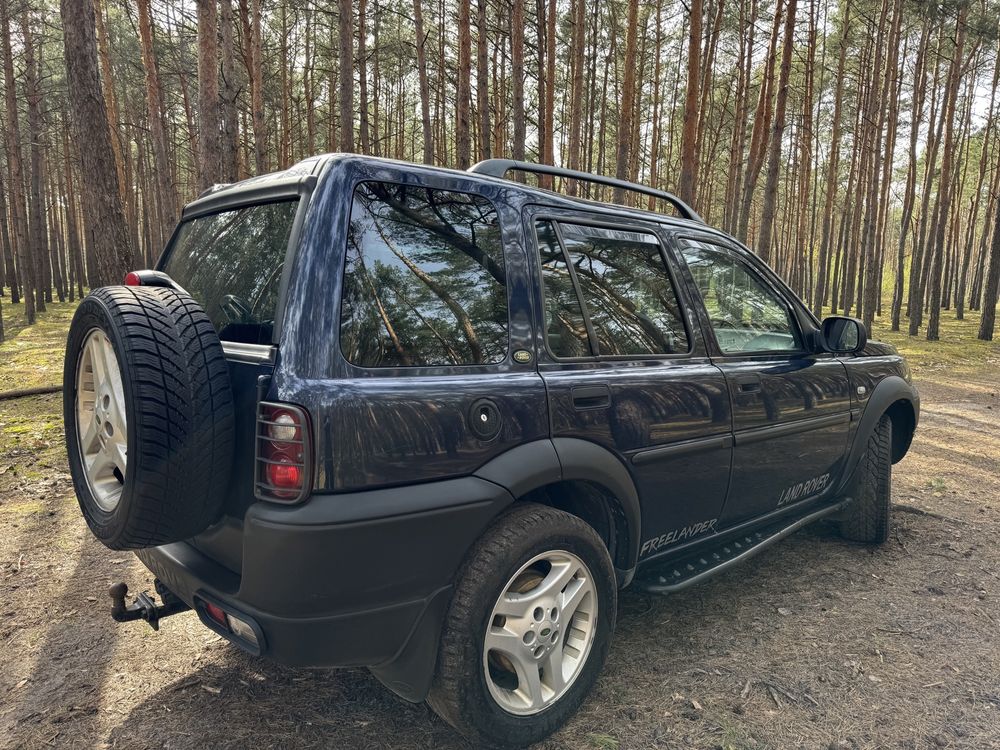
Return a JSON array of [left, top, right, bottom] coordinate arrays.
[[64, 286, 234, 549]]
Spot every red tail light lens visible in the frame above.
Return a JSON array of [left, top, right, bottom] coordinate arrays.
[[123, 271, 142, 286], [255, 402, 312, 503]]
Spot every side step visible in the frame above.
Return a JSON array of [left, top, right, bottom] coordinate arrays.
[[634, 500, 849, 595]]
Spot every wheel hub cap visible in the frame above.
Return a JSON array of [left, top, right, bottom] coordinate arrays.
[[483, 550, 597, 715], [76, 329, 128, 512]]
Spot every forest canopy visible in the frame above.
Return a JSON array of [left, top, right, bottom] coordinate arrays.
[[1, 0, 999, 344]]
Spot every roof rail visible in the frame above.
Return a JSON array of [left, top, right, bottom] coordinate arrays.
[[468, 159, 703, 223]]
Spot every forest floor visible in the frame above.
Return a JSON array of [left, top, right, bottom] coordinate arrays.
[[1, 295, 999, 750]]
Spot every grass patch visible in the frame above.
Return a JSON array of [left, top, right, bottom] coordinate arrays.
[[0, 290, 81, 392], [869, 306, 1000, 379]]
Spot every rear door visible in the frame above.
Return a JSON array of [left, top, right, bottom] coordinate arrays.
[[526, 208, 732, 562], [674, 235, 851, 528]]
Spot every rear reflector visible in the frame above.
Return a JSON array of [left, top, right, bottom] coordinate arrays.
[[123, 271, 141, 286], [204, 601, 227, 627]]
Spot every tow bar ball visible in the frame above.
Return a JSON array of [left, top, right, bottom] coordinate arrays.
[[108, 581, 190, 631]]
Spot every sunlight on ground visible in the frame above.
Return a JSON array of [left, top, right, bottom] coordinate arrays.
[[0, 291, 82, 392]]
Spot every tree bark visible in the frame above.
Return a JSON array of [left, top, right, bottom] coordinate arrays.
[[137, 0, 179, 250], [196, 0, 221, 191], [338, 0, 355, 153], [926, 8, 967, 341], [60, 0, 134, 287], [220, 0, 240, 181], [978, 197, 1000, 341], [755, 0, 797, 264], [677, 0, 702, 207], [413, 0, 434, 164], [510, 0, 525, 164], [456, 0, 472, 168], [21, 8, 48, 311], [476, 0, 490, 160], [2, 0, 35, 323], [614, 0, 640, 203]]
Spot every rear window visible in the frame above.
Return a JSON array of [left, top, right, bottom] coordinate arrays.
[[339, 181, 508, 367], [162, 200, 299, 344]]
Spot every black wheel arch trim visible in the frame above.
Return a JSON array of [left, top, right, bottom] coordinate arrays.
[[835, 375, 919, 497], [474, 438, 642, 577]]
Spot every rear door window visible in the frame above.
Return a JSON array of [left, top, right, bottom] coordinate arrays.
[[339, 181, 508, 367], [535, 220, 689, 357], [162, 200, 299, 344]]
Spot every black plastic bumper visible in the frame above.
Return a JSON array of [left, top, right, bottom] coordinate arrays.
[[135, 475, 514, 699]]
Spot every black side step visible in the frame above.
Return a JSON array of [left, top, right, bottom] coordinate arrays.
[[634, 501, 849, 595]]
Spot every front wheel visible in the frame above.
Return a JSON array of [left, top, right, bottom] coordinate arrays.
[[427, 504, 616, 748], [840, 414, 893, 543]]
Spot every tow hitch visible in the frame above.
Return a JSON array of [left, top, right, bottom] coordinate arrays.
[[109, 580, 190, 631]]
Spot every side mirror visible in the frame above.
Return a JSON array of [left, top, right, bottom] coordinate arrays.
[[819, 316, 867, 354]]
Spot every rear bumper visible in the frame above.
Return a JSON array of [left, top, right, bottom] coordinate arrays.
[[135, 475, 514, 671]]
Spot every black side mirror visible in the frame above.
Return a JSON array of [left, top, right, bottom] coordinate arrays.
[[819, 316, 867, 354]]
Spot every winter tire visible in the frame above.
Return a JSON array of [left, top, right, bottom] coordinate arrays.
[[840, 414, 892, 543], [64, 285, 234, 549]]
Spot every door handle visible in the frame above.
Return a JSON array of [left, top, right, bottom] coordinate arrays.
[[734, 375, 761, 393], [571, 384, 611, 409]]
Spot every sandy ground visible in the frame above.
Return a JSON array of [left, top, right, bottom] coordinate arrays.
[[1, 367, 999, 750]]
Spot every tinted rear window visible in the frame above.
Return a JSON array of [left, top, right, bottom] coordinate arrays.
[[162, 200, 299, 344]]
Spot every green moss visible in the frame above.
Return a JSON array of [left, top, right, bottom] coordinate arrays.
[[0, 293, 81, 392]]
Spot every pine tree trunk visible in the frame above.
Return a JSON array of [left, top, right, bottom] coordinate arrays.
[[60, 0, 134, 287], [456, 0, 472, 168], [510, 0, 525, 163], [413, 0, 434, 163], [358, 0, 371, 154], [891, 24, 929, 330], [677, 0, 702, 207], [21, 9, 48, 311], [138, 0, 179, 250], [978, 197, 1000, 341], [614, 0, 639, 203], [566, 0, 586, 194], [220, 0, 240, 181], [926, 8, 966, 341], [338, 0, 354, 152], [1, 0, 35, 323], [476, 0, 491, 160], [196, 0, 221, 190], [755, 0, 797, 264], [735, 0, 782, 242]]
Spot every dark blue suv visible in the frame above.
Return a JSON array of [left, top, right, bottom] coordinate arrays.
[[64, 155, 919, 748]]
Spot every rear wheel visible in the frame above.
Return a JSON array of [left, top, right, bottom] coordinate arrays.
[[427, 504, 616, 748], [840, 414, 892, 543], [64, 286, 234, 550]]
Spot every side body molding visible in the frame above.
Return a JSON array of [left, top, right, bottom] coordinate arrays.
[[475, 438, 643, 577], [835, 375, 920, 497]]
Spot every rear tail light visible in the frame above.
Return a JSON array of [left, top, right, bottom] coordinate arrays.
[[255, 401, 312, 503]]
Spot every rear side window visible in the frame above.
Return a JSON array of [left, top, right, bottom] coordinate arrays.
[[340, 182, 508, 367], [535, 220, 689, 357], [163, 200, 298, 344]]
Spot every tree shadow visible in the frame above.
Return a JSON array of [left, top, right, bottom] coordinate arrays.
[[104, 649, 471, 749], [2, 526, 124, 748]]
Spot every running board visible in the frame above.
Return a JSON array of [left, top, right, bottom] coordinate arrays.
[[634, 500, 850, 595]]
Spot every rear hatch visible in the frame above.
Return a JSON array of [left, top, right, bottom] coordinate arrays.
[[158, 188, 308, 574]]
